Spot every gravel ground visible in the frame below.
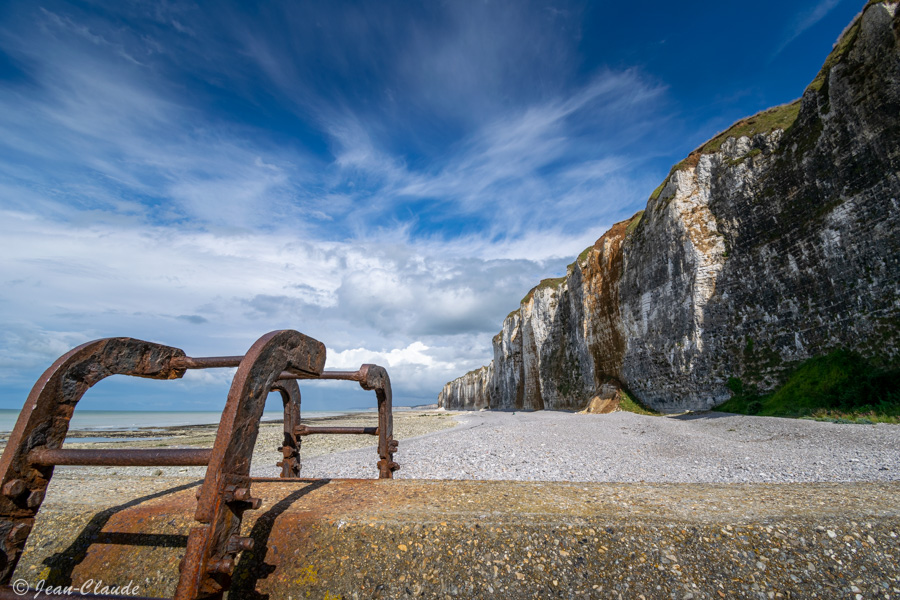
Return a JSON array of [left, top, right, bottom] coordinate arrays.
[[267, 409, 900, 482]]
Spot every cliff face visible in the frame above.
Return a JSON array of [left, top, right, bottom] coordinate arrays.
[[439, 2, 900, 412], [437, 364, 493, 410]]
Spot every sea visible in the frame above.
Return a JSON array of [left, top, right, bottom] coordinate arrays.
[[0, 409, 364, 433]]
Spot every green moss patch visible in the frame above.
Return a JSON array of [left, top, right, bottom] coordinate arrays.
[[664, 101, 800, 177], [618, 389, 661, 416], [808, 17, 862, 93], [624, 210, 644, 237], [714, 349, 900, 423], [577, 245, 594, 264], [648, 180, 667, 202], [520, 276, 567, 304], [703, 101, 802, 156]]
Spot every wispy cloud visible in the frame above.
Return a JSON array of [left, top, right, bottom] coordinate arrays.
[[0, 1, 672, 408], [772, 0, 844, 59]]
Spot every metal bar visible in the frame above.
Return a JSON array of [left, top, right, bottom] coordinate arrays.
[[171, 356, 243, 370], [277, 369, 363, 381], [318, 370, 364, 381], [294, 426, 377, 436], [28, 448, 212, 467], [171, 356, 322, 378]]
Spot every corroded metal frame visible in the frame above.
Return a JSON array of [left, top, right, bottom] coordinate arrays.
[[0, 330, 398, 600]]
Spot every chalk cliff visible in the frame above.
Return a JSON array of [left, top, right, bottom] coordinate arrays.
[[439, 2, 900, 412]]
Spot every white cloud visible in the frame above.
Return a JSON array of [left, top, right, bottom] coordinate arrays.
[[0, 1, 671, 409], [328, 341, 436, 369], [0, 211, 559, 404]]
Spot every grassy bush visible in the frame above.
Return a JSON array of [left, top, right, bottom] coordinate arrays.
[[714, 349, 900, 423]]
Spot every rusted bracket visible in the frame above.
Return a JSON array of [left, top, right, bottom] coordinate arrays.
[[0, 330, 398, 600], [286, 365, 399, 477], [175, 330, 324, 599]]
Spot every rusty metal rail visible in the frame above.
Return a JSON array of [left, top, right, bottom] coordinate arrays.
[[295, 425, 378, 435], [28, 448, 214, 467], [0, 330, 398, 600]]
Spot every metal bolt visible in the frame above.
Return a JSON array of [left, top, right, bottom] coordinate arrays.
[[232, 487, 252, 502], [6, 522, 32, 545], [26, 490, 44, 508], [2, 479, 26, 499], [207, 558, 235, 575], [226, 535, 255, 553], [225, 486, 261, 509]]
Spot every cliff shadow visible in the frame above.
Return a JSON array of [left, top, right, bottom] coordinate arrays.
[[669, 411, 743, 421]]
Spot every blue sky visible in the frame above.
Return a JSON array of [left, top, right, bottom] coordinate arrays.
[[0, 0, 866, 411]]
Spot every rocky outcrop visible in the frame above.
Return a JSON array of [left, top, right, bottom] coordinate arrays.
[[579, 380, 627, 414], [439, 2, 900, 412]]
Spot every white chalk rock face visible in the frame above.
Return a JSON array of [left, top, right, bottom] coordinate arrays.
[[440, 3, 900, 412]]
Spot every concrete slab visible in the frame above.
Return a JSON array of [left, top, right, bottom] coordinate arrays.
[[12, 478, 900, 599]]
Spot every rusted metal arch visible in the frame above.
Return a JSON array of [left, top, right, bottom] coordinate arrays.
[[358, 364, 400, 479], [0, 330, 398, 600], [271, 379, 302, 478], [0, 337, 191, 585], [175, 330, 324, 599], [277, 364, 398, 478], [0, 331, 324, 600]]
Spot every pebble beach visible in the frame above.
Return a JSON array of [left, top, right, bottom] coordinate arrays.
[[287, 410, 900, 482], [9, 409, 900, 599], [11, 408, 897, 495]]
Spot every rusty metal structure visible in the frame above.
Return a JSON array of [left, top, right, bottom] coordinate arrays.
[[0, 330, 398, 599]]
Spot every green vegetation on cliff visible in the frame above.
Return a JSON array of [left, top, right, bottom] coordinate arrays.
[[520, 276, 567, 304], [577, 244, 594, 264], [808, 15, 861, 93], [648, 99, 802, 196], [624, 210, 644, 237], [698, 101, 802, 157], [715, 349, 900, 423], [618, 389, 661, 416]]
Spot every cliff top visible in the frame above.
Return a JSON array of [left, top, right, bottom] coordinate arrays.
[[648, 0, 889, 201], [520, 276, 567, 304]]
